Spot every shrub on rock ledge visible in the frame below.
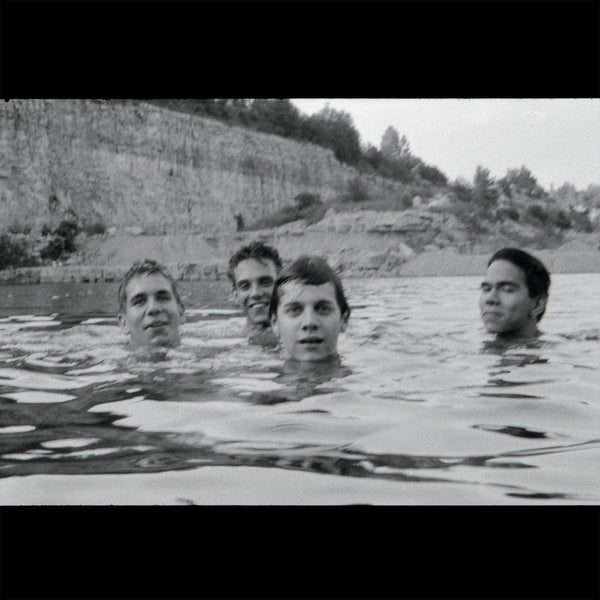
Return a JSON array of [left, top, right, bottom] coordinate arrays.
[[0, 233, 39, 270]]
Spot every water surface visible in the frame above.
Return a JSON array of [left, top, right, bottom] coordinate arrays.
[[0, 274, 598, 504]]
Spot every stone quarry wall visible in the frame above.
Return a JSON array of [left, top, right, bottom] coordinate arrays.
[[0, 99, 404, 234]]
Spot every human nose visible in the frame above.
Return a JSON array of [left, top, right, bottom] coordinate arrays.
[[300, 307, 318, 330], [484, 287, 500, 304], [249, 282, 262, 297], [146, 297, 161, 313]]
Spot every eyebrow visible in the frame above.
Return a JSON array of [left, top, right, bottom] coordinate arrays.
[[282, 299, 335, 307], [238, 275, 273, 283], [480, 280, 520, 287], [129, 289, 172, 301]]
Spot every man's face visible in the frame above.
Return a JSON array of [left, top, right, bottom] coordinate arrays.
[[479, 259, 544, 337], [119, 273, 183, 349], [233, 258, 278, 328], [272, 280, 347, 362]]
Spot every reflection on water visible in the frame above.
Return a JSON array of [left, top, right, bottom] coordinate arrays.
[[0, 274, 599, 504]]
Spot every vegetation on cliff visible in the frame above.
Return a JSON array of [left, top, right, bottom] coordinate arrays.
[[145, 99, 448, 188], [1, 99, 599, 272], [146, 98, 600, 242]]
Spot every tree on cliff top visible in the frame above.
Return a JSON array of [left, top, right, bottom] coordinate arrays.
[[498, 166, 546, 199], [380, 126, 411, 161], [300, 105, 362, 165], [473, 165, 499, 208], [248, 99, 303, 138]]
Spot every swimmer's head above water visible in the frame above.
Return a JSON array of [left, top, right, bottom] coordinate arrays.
[[479, 248, 550, 340], [228, 241, 283, 331], [269, 255, 350, 362], [117, 259, 185, 349]]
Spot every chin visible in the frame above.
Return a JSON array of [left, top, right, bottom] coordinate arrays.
[[149, 336, 178, 348], [250, 319, 270, 329], [482, 318, 503, 334], [292, 350, 335, 362]]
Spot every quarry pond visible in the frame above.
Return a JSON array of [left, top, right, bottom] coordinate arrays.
[[0, 274, 598, 504]]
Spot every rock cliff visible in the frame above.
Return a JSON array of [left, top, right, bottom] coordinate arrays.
[[0, 99, 404, 235]]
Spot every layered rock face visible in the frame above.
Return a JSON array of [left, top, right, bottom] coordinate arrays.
[[0, 99, 404, 234]]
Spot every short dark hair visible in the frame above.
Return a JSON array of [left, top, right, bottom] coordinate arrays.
[[118, 259, 183, 314], [227, 240, 283, 285], [269, 255, 350, 321], [488, 247, 550, 321]]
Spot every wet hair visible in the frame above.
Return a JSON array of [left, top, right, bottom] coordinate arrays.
[[117, 259, 183, 314], [227, 241, 283, 286], [269, 255, 350, 321], [488, 247, 550, 321]]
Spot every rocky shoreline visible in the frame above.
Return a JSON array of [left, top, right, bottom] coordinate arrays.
[[2, 247, 599, 285], [2, 210, 599, 284]]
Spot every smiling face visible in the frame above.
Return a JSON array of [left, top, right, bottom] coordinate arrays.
[[272, 281, 348, 362], [479, 259, 546, 338], [233, 258, 278, 329], [118, 273, 184, 349]]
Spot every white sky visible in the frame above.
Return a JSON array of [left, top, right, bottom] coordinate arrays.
[[290, 99, 600, 191]]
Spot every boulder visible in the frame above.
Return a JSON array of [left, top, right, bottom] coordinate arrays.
[[395, 242, 415, 260], [429, 194, 452, 208], [367, 251, 389, 269], [384, 250, 408, 268], [124, 226, 144, 236]]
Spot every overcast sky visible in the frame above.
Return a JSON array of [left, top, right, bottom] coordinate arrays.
[[290, 99, 600, 191]]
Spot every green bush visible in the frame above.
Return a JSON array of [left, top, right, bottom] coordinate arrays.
[[245, 205, 300, 230], [570, 210, 593, 233], [0, 234, 39, 270], [450, 179, 474, 203], [39, 219, 80, 261], [495, 207, 520, 222], [301, 203, 327, 225], [245, 196, 328, 231], [342, 178, 369, 203], [525, 204, 549, 226], [418, 163, 448, 186], [84, 220, 107, 236], [294, 192, 322, 210], [234, 213, 245, 231], [554, 210, 572, 230]]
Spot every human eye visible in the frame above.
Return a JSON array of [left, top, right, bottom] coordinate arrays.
[[480, 283, 491, 292], [237, 281, 250, 291], [131, 295, 145, 306], [501, 284, 517, 293], [157, 292, 172, 302], [317, 303, 333, 314], [284, 304, 302, 315], [259, 277, 274, 286]]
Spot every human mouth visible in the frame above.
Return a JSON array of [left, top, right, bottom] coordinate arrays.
[[249, 301, 268, 312], [299, 337, 324, 344], [145, 321, 169, 330]]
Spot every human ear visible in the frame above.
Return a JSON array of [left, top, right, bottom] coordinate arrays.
[[271, 314, 280, 337], [340, 314, 349, 333], [118, 313, 129, 334], [531, 296, 547, 320], [232, 287, 241, 306]]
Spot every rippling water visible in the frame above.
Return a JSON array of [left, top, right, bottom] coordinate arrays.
[[0, 274, 598, 504]]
